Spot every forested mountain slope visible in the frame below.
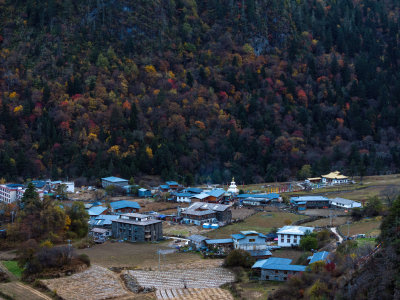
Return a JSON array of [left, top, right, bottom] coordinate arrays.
[[1, 0, 400, 184]]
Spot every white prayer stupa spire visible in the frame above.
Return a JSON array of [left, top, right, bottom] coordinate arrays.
[[227, 177, 239, 194]]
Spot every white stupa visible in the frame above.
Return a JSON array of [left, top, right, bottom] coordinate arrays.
[[227, 177, 239, 194]]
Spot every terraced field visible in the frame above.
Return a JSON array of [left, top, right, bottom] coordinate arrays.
[[41, 265, 129, 300], [155, 288, 233, 300], [127, 268, 234, 290]]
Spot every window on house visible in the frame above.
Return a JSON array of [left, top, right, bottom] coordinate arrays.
[[275, 270, 278, 273], [249, 239, 255, 242]]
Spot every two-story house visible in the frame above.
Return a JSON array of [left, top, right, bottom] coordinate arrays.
[[231, 231, 268, 250], [276, 226, 314, 247]]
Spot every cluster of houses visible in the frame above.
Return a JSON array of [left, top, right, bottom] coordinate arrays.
[[290, 196, 362, 211], [0, 180, 74, 204], [187, 226, 331, 281], [86, 200, 162, 242]]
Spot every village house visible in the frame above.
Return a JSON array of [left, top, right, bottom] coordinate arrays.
[[173, 192, 193, 203], [87, 206, 108, 221], [187, 235, 209, 250], [321, 171, 349, 185], [308, 251, 331, 264], [101, 176, 129, 188], [191, 190, 225, 203], [89, 228, 111, 241], [110, 200, 141, 214], [182, 187, 203, 194], [330, 198, 362, 209], [204, 239, 234, 252], [231, 231, 269, 250], [290, 196, 330, 210], [181, 202, 232, 225], [111, 216, 163, 242], [237, 193, 280, 207], [277, 226, 314, 247], [89, 215, 119, 229], [252, 257, 306, 281], [138, 188, 152, 197]]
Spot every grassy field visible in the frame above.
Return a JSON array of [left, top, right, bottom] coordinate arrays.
[[77, 240, 204, 269], [302, 216, 350, 227], [2, 261, 22, 279], [339, 217, 382, 237], [357, 237, 377, 248], [205, 211, 306, 239]]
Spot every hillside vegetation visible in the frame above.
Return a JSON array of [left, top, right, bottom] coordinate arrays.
[[1, 0, 400, 183]]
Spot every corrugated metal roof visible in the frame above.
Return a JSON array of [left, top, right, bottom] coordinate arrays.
[[291, 196, 329, 202], [246, 250, 272, 257], [102, 176, 128, 183], [88, 206, 107, 216], [309, 251, 330, 264], [253, 257, 306, 271], [277, 226, 314, 235], [237, 193, 280, 199], [184, 187, 203, 194], [110, 200, 141, 210], [205, 238, 233, 244], [231, 233, 245, 240], [188, 235, 209, 243], [206, 189, 226, 197], [166, 181, 179, 185]]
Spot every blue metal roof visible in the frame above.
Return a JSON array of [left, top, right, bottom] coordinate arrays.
[[309, 251, 331, 264], [231, 233, 245, 240], [31, 180, 46, 188], [6, 184, 24, 188], [174, 193, 193, 197], [291, 196, 329, 202], [184, 187, 203, 194], [206, 190, 225, 197], [252, 257, 306, 271], [110, 200, 141, 210], [88, 206, 107, 216], [237, 193, 280, 199], [205, 238, 233, 244], [247, 250, 272, 257], [102, 176, 128, 183], [263, 264, 307, 272], [166, 181, 179, 185], [160, 185, 169, 189]]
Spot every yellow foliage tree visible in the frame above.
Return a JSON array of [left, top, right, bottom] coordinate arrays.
[[13, 105, 23, 113], [145, 146, 153, 159]]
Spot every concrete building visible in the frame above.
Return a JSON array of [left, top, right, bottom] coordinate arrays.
[[101, 176, 129, 188], [181, 202, 231, 225], [330, 198, 362, 209], [138, 188, 152, 197], [252, 257, 306, 281], [111, 218, 163, 242], [0, 184, 24, 204], [231, 231, 269, 250], [290, 196, 330, 209], [276, 226, 314, 247]]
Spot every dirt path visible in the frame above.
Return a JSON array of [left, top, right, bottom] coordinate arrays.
[[331, 227, 343, 243], [0, 282, 53, 300]]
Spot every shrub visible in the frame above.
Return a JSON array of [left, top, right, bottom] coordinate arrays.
[[223, 249, 255, 268], [78, 254, 91, 266], [300, 235, 318, 251]]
